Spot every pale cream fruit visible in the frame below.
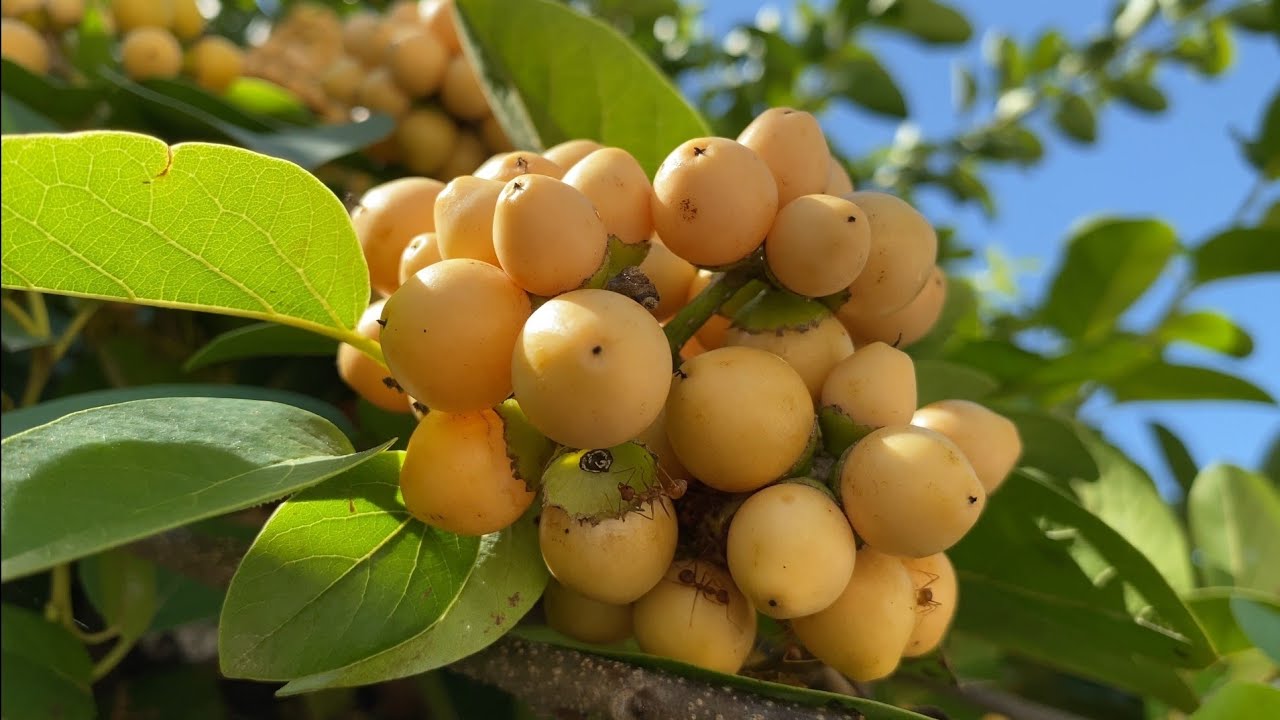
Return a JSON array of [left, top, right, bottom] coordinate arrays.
[[398, 232, 442, 286], [840, 425, 987, 558], [839, 191, 938, 316], [539, 501, 677, 605], [665, 346, 814, 493], [171, 0, 204, 40], [0, 18, 47, 74], [351, 177, 444, 297], [380, 259, 531, 412], [638, 239, 696, 321], [543, 579, 633, 645], [355, 67, 411, 118], [512, 289, 672, 449], [438, 130, 488, 180], [542, 139, 604, 171], [790, 548, 915, 681], [823, 155, 855, 195], [336, 300, 408, 414], [492, 175, 607, 297], [185, 36, 244, 93], [441, 54, 489, 120], [820, 342, 916, 431], [474, 150, 564, 182], [321, 56, 363, 105], [765, 194, 870, 298], [633, 560, 757, 674], [45, 0, 85, 30], [341, 11, 381, 63], [736, 107, 829, 206], [400, 408, 535, 535], [633, 407, 691, 485], [396, 108, 459, 176], [111, 0, 171, 31], [841, 265, 946, 348], [901, 553, 958, 657], [388, 30, 448, 98], [651, 137, 778, 267], [727, 482, 856, 619], [434, 175, 503, 266], [121, 27, 182, 81], [563, 147, 654, 245], [724, 304, 854, 402], [480, 115, 514, 153], [911, 400, 1022, 493], [421, 0, 460, 54]]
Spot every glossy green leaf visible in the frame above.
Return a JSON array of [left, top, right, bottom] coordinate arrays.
[[184, 322, 339, 371], [277, 512, 547, 694], [1188, 464, 1280, 591], [1191, 681, 1280, 719], [998, 408, 1100, 482], [873, 0, 972, 45], [1053, 93, 1097, 143], [1114, 76, 1169, 112], [1, 605, 95, 720], [130, 77, 280, 132], [1149, 422, 1198, 497], [454, 0, 709, 176], [1041, 217, 1179, 342], [1111, 363, 1273, 403], [1185, 587, 1271, 654], [513, 627, 932, 719], [913, 359, 998, 405], [1, 132, 377, 356], [1, 397, 389, 581], [1193, 227, 1280, 284], [831, 48, 909, 118], [1158, 309, 1254, 357], [1026, 336, 1157, 389], [1232, 594, 1280, 663], [219, 453, 480, 680], [1199, 19, 1236, 76], [971, 124, 1044, 165], [79, 551, 226, 633], [991, 34, 1026, 90]]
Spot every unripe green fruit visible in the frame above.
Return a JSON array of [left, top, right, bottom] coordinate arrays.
[[818, 341, 916, 456], [838, 191, 937, 317], [563, 147, 654, 245], [727, 481, 856, 619], [736, 107, 829, 206], [396, 108, 459, 176], [652, 137, 778, 267], [438, 131, 488, 181], [539, 499, 677, 605], [351, 177, 444, 297], [639, 238, 696, 321], [725, 292, 854, 401], [398, 232, 441, 286], [512, 288, 672, 449], [121, 27, 182, 81], [111, 0, 171, 32], [911, 400, 1022, 493], [840, 265, 946, 348], [543, 579, 633, 645], [765, 194, 870, 298], [901, 552, 957, 657], [336, 300, 408, 414], [633, 560, 756, 674], [171, 0, 204, 41], [400, 401, 552, 536], [186, 36, 244, 93], [441, 54, 489, 120], [356, 67, 410, 118], [493, 175, 607, 297], [475, 150, 565, 182], [790, 548, 915, 681], [840, 425, 986, 558], [381, 258, 531, 413], [388, 31, 447, 97], [434, 175, 503, 266], [824, 155, 855, 195], [542, 139, 604, 171], [0, 18, 47, 75], [666, 346, 814, 493]]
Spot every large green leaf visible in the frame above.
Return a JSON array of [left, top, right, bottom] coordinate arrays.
[[219, 453, 481, 680], [1041, 217, 1179, 342], [831, 48, 909, 118], [1191, 681, 1280, 719], [79, 548, 159, 642], [0, 60, 102, 126], [1157, 309, 1254, 357], [0, 132, 376, 357], [0, 398, 389, 581], [1233, 595, 1280, 663], [951, 473, 1214, 710], [1192, 227, 1280, 284], [277, 512, 547, 695], [873, 0, 972, 45], [913, 359, 998, 405], [1110, 363, 1273, 403], [184, 322, 339, 371], [1149, 422, 1198, 498], [454, 0, 709, 176], [1188, 464, 1280, 592], [997, 408, 1099, 482], [0, 605, 95, 720]]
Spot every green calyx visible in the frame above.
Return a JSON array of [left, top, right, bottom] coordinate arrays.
[[730, 289, 833, 335], [780, 417, 820, 480], [495, 399, 557, 493], [541, 441, 662, 522], [817, 406, 875, 459]]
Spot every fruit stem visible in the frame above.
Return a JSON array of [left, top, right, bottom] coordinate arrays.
[[662, 268, 755, 362]]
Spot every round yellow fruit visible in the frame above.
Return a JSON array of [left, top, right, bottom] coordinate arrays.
[[396, 108, 459, 177], [820, 341, 917, 431], [111, 0, 171, 32], [765, 194, 871, 298], [542, 138, 603, 170], [336, 300, 408, 414], [563, 147, 654, 245], [351, 177, 444, 297], [633, 560, 756, 674], [0, 18, 48, 75], [911, 399, 1022, 493], [434, 175, 504, 266], [398, 232, 442, 286], [839, 191, 937, 316], [539, 500, 677, 605], [492, 175, 607, 296], [737, 107, 829, 206], [441, 54, 489, 120], [638, 238, 696, 321], [543, 579, 633, 645], [840, 265, 946, 348], [901, 552, 958, 657], [724, 307, 854, 402], [186, 36, 244, 93], [388, 30, 448, 98], [171, 0, 204, 40], [121, 27, 183, 81], [474, 150, 564, 182]]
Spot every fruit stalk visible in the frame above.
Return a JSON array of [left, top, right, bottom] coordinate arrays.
[[661, 267, 755, 361]]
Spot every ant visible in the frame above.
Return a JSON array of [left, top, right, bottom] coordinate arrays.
[[674, 565, 740, 630], [912, 570, 942, 614]]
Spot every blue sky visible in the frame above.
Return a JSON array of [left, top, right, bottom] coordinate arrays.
[[700, 0, 1279, 492]]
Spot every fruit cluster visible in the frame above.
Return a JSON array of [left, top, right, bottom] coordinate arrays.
[[335, 107, 1023, 683], [247, 0, 509, 179]]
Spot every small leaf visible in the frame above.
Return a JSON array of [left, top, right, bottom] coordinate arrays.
[[184, 322, 339, 371], [1114, 76, 1169, 113], [1028, 29, 1067, 72], [1193, 227, 1280, 284], [1241, 87, 1280, 177], [1188, 464, 1280, 591], [83, 549, 159, 640], [1040, 217, 1179, 342], [951, 64, 976, 112], [991, 34, 1026, 90], [1111, 363, 1272, 403], [1053, 93, 1098, 143], [1, 132, 375, 354], [873, 0, 973, 45], [222, 77, 311, 122], [219, 453, 481, 681], [913, 359, 998, 405], [1232, 594, 1280, 663], [1226, 1, 1278, 33], [972, 124, 1044, 164], [454, 0, 709, 176], [1157, 309, 1254, 357], [1190, 681, 1280, 719], [830, 48, 909, 118], [1149, 422, 1198, 498], [0, 604, 95, 720], [277, 512, 547, 694], [1, 398, 389, 581], [1200, 18, 1236, 76]]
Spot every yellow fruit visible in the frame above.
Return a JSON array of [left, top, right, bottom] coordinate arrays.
[[441, 54, 489, 120], [396, 108, 459, 176], [437, 130, 486, 180], [563, 147, 654, 245], [421, 0, 460, 54], [724, 300, 854, 402], [839, 191, 937, 316], [638, 238, 696, 321], [185, 36, 244, 93], [336, 300, 408, 414], [911, 400, 1022, 493], [170, 0, 203, 40], [632, 560, 756, 674], [543, 579, 633, 645], [820, 341, 916, 431], [111, 0, 171, 32], [45, 0, 84, 29], [388, 30, 448, 97], [398, 232, 442, 286], [542, 138, 603, 170], [901, 553, 958, 657], [539, 501, 677, 605], [1, 0, 40, 19], [736, 107, 829, 206], [633, 407, 690, 485], [434, 175, 504, 266], [492, 175, 607, 297], [764, 194, 871, 298], [480, 115, 514, 153], [120, 27, 183, 81], [0, 18, 48, 75], [824, 155, 855, 195], [351, 177, 444, 297], [355, 67, 410, 118], [841, 265, 946, 348], [321, 56, 363, 105], [474, 150, 564, 182]]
